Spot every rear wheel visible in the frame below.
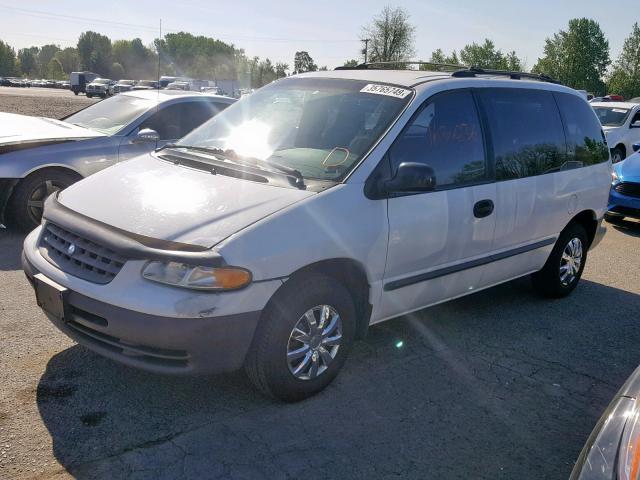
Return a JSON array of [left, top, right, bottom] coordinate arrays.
[[9, 169, 81, 231], [245, 274, 356, 402], [531, 223, 588, 298]]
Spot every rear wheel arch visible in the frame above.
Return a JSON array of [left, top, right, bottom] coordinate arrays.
[[567, 210, 598, 248]]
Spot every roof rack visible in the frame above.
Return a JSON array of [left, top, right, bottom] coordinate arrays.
[[334, 61, 467, 72], [334, 61, 561, 85], [451, 67, 560, 84]]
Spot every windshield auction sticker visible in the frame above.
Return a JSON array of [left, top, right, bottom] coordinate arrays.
[[360, 84, 412, 98]]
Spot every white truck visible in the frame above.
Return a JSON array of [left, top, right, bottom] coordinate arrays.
[[69, 71, 98, 96]]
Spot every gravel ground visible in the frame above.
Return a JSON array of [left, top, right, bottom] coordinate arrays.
[[0, 87, 98, 118], [1, 89, 640, 479]]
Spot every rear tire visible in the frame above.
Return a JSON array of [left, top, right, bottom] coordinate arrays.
[[245, 274, 356, 402], [9, 169, 81, 231], [531, 223, 588, 298]]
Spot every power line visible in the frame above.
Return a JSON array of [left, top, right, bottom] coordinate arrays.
[[0, 4, 360, 44]]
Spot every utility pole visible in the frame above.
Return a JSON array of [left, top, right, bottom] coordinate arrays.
[[362, 38, 370, 63]]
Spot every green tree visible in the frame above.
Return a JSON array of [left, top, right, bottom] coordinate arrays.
[[343, 59, 359, 67], [112, 38, 156, 79], [427, 48, 460, 66], [46, 58, 65, 80], [532, 18, 610, 94], [155, 32, 237, 80], [362, 6, 415, 63], [0, 40, 17, 76], [77, 31, 112, 75], [18, 47, 39, 77], [607, 23, 640, 99], [293, 51, 317, 74], [55, 47, 80, 74], [37, 44, 60, 77], [274, 62, 288, 78], [459, 39, 522, 70]]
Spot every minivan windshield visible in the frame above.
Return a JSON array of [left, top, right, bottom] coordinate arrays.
[[64, 94, 154, 135], [178, 77, 412, 181], [593, 106, 631, 126]]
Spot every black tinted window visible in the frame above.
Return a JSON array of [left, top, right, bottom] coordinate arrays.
[[389, 90, 486, 188], [141, 101, 222, 140], [479, 89, 566, 180], [555, 93, 608, 166]]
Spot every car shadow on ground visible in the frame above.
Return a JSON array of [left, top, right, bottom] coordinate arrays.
[[0, 228, 26, 271], [610, 218, 640, 237], [36, 277, 640, 479]]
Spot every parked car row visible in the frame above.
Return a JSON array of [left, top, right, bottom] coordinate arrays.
[[592, 101, 640, 162]]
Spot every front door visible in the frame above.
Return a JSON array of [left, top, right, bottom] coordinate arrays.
[[378, 89, 496, 321]]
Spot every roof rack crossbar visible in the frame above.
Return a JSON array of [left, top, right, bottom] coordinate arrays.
[[451, 67, 560, 84], [334, 61, 467, 71]]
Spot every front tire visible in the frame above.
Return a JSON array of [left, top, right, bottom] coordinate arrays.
[[245, 274, 356, 402], [9, 169, 81, 231], [531, 223, 588, 298]]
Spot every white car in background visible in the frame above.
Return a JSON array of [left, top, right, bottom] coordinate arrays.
[[591, 101, 640, 163]]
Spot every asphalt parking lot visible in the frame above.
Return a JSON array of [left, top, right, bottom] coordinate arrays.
[[1, 91, 640, 479]]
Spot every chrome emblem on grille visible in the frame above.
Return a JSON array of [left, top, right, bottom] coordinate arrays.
[[67, 243, 76, 256]]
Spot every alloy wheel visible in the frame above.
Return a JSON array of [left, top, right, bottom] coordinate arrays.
[[287, 305, 342, 380], [559, 237, 583, 286]]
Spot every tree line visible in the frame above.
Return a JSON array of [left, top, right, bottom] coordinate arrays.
[[1, 7, 639, 97], [345, 7, 640, 98], [0, 31, 329, 88]]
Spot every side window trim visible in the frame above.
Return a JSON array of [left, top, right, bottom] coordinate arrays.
[[382, 88, 492, 196], [552, 92, 574, 157], [470, 88, 496, 182]]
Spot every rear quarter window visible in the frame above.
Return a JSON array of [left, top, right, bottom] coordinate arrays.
[[478, 88, 567, 180], [555, 93, 609, 166]]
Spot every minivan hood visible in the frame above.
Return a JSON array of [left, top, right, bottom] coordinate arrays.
[[0, 112, 104, 146], [58, 153, 315, 247]]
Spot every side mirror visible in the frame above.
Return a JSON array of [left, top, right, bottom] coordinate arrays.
[[385, 162, 436, 193], [132, 128, 160, 144], [631, 120, 640, 129], [633, 142, 640, 153]]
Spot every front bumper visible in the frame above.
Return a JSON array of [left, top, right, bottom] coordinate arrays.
[[23, 251, 262, 375], [608, 187, 640, 219]]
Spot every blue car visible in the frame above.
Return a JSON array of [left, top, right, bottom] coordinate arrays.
[[607, 142, 640, 222]]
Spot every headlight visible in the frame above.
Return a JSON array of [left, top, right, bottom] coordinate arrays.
[[141, 261, 251, 291], [571, 397, 638, 479], [612, 170, 620, 184]]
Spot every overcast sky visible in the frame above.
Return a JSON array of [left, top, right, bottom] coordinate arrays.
[[0, 0, 636, 70]]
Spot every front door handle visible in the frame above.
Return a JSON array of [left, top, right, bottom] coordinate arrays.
[[473, 199, 494, 218]]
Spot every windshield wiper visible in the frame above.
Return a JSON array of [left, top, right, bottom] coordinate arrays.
[[158, 144, 306, 189]]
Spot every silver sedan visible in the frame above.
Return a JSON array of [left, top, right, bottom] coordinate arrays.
[[0, 90, 235, 230]]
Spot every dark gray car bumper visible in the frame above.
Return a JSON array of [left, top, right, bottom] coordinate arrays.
[[23, 252, 261, 375]]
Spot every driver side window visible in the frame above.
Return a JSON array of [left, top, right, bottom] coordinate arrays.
[[389, 90, 487, 189]]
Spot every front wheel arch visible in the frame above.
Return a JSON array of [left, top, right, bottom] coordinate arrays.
[[8, 167, 83, 230]]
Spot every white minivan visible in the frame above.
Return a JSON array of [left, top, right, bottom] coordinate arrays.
[[23, 67, 611, 401]]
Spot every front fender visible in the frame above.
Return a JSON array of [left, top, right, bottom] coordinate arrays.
[[0, 137, 119, 179]]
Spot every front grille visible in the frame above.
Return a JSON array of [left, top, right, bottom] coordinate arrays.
[[39, 223, 126, 284], [615, 182, 640, 198]]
